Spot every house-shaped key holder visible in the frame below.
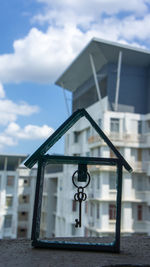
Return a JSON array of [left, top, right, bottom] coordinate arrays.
[[24, 108, 132, 253]]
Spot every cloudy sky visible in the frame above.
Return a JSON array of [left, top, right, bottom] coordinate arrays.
[[0, 0, 150, 155]]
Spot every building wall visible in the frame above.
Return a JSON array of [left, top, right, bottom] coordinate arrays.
[[0, 155, 26, 239], [73, 62, 149, 114], [59, 98, 150, 237], [108, 63, 148, 114], [17, 166, 36, 238]]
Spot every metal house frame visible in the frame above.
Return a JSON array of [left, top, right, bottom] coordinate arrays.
[[24, 109, 132, 253]]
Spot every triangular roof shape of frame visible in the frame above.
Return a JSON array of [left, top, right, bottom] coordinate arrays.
[[24, 108, 132, 172]]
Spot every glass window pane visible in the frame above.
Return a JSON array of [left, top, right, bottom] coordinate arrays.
[[109, 204, 116, 220], [109, 172, 116, 190], [7, 176, 14, 186], [4, 215, 12, 228], [6, 196, 13, 207], [138, 120, 142, 134], [110, 118, 120, 133]]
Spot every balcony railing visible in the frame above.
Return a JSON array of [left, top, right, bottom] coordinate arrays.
[[88, 133, 147, 145], [132, 221, 150, 233]]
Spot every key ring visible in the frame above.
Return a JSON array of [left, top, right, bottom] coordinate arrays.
[[72, 170, 91, 188]]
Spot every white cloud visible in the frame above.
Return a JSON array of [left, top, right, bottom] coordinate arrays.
[[0, 26, 90, 83], [0, 135, 16, 150], [0, 98, 39, 125], [0, 84, 54, 151], [0, 1, 149, 85], [35, 0, 148, 20], [0, 83, 5, 98], [5, 122, 54, 140], [0, 121, 54, 150]]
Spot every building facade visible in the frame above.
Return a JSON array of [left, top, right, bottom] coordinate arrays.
[[0, 154, 27, 238], [54, 38, 150, 237], [17, 164, 37, 238]]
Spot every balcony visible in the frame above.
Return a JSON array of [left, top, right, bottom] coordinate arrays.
[[88, 190, 101, 200], [18, 203, 29, 212], [135, 191, 150, 205], [133, 221, 150, 233], [130, 161, 142, 172], [88, 165, 116, 172], [142, 161, 150, 176], [88, 135, 102, 145], [109, 220, 116, 231], [88, 133, 147, 147], [17, 221, 28, 228]]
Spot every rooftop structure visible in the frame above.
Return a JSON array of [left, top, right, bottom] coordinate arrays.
[[56, 38, 150, 114]]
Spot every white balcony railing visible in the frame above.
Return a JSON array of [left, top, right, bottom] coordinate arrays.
[[133, 221, 150, 233], [88, 133, 147, 145]]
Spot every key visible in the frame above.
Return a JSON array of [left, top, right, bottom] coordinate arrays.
[[75, 199, 82, 227], [74, 187, 86, 228]]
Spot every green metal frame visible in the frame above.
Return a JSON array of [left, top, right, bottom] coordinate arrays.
[[24, 108, 132, 253], [31, 154, 122, 252]]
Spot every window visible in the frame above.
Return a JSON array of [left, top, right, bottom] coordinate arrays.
[[109, 172, 116, 190], [96, 174, 100, 190], [86, 151, 90, 157], [72, 200, 77, 212], [4, 215, 12, 228], [90, 178, 94, 190], [17, 228, 27, 238], [137, 148, 142, 162], [137, 205, 143, 221], [71, 224, 76, 236], [86, 128, 91, 140], [7, 176, 14, 186], [110, 149, 115, 158], [138, 120, 142, 134], [18, 212, 28, 221], [96, 203, 100, 219], [42, 196, 47, 209], [146, 120, 150, 132], [90, 203, 94, 217], [97, 147, 101, 157], [23, 179, 30, 186], [110, 118, 120, 133], [6, 196, 13, 207], [74, 131, 80, 143], [84, 227, 88, 237], [19, 195, 29, 204], [41, 212, 47, 224], [137, 176, 143, 191], [85, 202, 88, 214], [109, 204, 116, 220]]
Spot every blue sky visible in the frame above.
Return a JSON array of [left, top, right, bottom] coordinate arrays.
[[0, 0, 150, 155]]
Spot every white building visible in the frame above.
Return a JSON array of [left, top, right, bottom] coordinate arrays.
[[53, 38, 150, 237], [0, 153, 63, 239], [17, 164, 37, 238], [0, 154, 27, 239], [40, 164, 63, 238]]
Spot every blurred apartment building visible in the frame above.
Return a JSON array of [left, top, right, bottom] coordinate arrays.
[[0, 153, 63, 239], [54, 38, 150, 237], [0, 154, 27, 238]]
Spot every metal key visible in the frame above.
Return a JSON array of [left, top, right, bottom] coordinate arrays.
[[74, 187, 86, 228]]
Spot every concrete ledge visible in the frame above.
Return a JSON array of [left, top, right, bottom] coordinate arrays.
[[0, 236, 150, 267]]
